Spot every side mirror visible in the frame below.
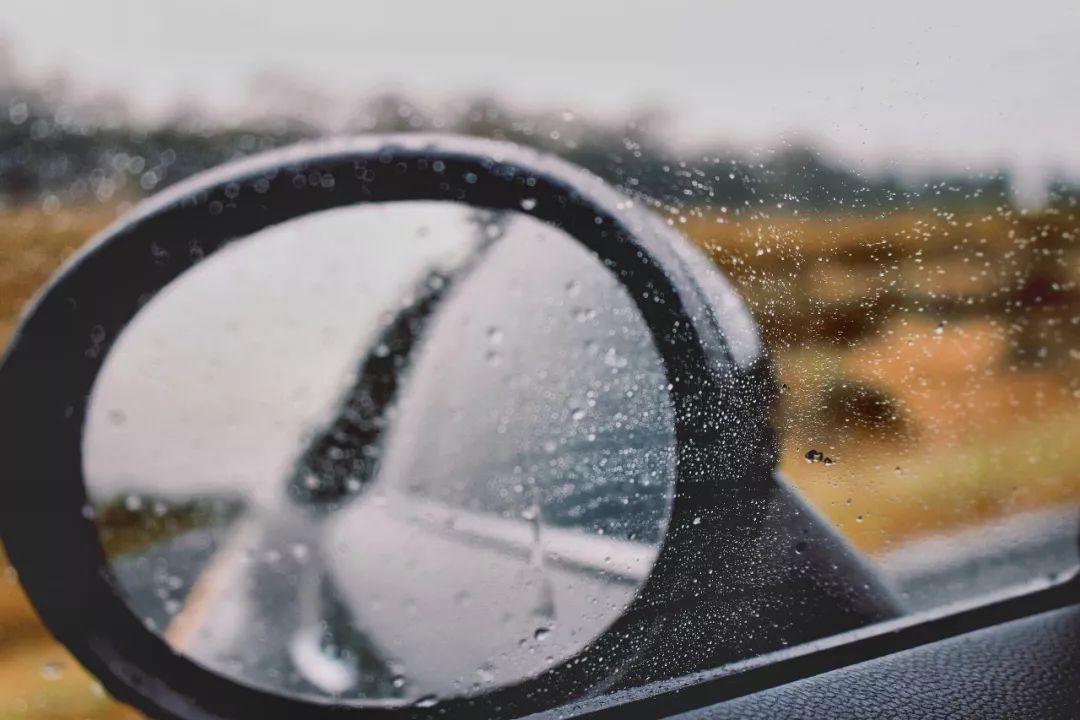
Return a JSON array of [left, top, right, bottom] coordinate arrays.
[[0, 135, 897, 719]]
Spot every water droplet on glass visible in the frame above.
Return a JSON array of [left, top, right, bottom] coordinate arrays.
[[41, 662, 64, 681], [573, 307, 595, 322]]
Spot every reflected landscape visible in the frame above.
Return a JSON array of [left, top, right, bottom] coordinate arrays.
[[82, 202, 675, 701]]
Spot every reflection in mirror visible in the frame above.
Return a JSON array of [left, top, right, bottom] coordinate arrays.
[[82, 201, 676, 703]]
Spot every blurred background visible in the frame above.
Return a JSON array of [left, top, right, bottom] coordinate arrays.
[[1, 1, 1078, 716]]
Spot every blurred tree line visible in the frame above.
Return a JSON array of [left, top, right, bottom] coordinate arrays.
[[1, 49, 1073, 214]]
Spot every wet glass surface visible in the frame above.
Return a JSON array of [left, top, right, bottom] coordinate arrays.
[[0, 3, 1077, 715]]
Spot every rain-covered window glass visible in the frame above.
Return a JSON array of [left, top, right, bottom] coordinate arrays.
[[1, 1, 1077, 716]]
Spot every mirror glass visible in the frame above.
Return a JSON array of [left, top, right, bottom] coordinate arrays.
[[82, 201, 677, 703]]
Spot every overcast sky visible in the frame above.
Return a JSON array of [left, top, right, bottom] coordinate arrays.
[[3, 1, 1079, 193]]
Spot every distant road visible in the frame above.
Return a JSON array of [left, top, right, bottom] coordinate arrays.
[[113, 509, 391, 699], [111, 524, 229, 634], [875, 507, 1078, 612]]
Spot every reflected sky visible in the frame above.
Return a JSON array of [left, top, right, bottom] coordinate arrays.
[[83, 203, 478, 502]]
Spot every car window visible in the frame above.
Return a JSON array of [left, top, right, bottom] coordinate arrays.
[[0, 2, 1077, 717]]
